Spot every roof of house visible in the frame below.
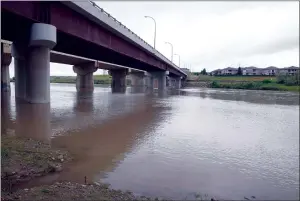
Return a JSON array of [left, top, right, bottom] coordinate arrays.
[[223, 67, 237, 70], [211, 66, 298, 72], [283, 66, 299, 70], [242, 66, 259, 69], [264, 66, 278, 70]]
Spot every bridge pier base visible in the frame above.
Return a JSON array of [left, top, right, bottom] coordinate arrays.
[[1, 43, 12, 92], [150, 71, 168, 91], [12, 23, 56, 103], [109, 69, 128, 93], [15, 100, 51, 142], [73, 63, 97, 92]]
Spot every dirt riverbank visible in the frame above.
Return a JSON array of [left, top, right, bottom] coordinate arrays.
[[1, 136, 157, 200]]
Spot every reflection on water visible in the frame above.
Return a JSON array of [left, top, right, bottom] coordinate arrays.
[[1, 84, 299, 200]]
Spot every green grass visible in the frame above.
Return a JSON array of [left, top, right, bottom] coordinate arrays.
[[210, 80, 299, 92], [50, 75, 112, 84]]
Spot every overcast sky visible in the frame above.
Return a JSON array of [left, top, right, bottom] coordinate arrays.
[[9, 1, 300, 76]]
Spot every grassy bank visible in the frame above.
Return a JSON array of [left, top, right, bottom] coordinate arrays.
[[193, 74, 299, 92], [50, 75, 112, 84], [210, 80, 299, 92]]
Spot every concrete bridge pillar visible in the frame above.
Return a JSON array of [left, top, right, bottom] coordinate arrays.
[[150, 71, 168, 91], [73, 62, 97, 92], [109, 68, 128, 93], [128, 69, 147, 93], [1, 43, 12, 92], [12, 23, 56, 103], [174, 77, 182, 89], [12, 42, 28, 100]]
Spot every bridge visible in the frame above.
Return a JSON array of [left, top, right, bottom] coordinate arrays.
[[1, 1, 186, 104]]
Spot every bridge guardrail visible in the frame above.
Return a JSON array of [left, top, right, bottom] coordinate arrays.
[[87, 1, 187, 76]]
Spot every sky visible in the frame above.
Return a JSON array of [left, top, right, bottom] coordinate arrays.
[[8, 1, 300, 76]]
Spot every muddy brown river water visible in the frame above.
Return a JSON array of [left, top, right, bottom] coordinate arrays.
[[1, 83, 299, 200]]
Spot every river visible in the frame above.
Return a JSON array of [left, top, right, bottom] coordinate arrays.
[[1, 83, 299, 200]]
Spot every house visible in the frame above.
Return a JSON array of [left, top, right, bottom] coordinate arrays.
[[279, 66, 299, 75], [210, 66, 299, 76], [242, 66, 261, 75], [221, 67, 238, 75], [211, 69, 222, 76], [261, 66, 278, 76]]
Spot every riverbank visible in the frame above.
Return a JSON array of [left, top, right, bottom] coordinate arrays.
[[10, 75, 113, 85], [186, 75, 299, 92], [50, 75, 112, 84], [2, 136, 217, 201], [210, 80, 299, 92], [1, 136, 156, 200], [1, 136, 71, 194]]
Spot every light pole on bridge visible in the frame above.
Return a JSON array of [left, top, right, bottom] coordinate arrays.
[[165, 41, 173, 62], [144, 16, 156, 49], [174, 53, 180, 67]]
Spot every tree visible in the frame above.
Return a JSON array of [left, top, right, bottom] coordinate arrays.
[[237, 67, 242, 75], [200, 68, 207, 75]]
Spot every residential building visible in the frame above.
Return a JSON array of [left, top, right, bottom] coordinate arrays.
[[279, 66, 299, 75], [211, 69, 222, 76], [210, 66, 299, 76], [261, 66, 278, 76], [221, 67, 238, 75]]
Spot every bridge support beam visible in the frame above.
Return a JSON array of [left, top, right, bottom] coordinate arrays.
[[150, 71, 168, 91], [73, 62, 97, 92], [1, 43, 12, 92], [12, 23, 56, 103], [109, 68, 128, 93]]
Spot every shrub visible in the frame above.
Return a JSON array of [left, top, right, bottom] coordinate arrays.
[[276, 74, 286, 84], [262, 79, 272, 84], [211, 81, 220, 88]]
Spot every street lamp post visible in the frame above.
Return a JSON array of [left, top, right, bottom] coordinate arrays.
[[174, 53, 180, 67], [165, 42, 173, 62], [144, 16, 156, 49]]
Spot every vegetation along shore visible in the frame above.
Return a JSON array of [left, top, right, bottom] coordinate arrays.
[[186, 73, 299, 92]]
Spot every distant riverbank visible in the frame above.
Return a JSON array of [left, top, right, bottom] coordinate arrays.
[[51, 75, 112, 84], [10, 75, 112, 85], [186, 75, 299, 92]]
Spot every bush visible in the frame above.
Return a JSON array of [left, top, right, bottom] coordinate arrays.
[[262, 79, 272, 84], [276, 73, 299, 86], [211, 81, 220, 88]]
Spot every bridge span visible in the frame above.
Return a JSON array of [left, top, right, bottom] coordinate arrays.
[[1, 1, 186, 104]]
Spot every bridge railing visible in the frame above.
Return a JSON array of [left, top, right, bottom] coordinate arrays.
[[88, 1, 186, 76]]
